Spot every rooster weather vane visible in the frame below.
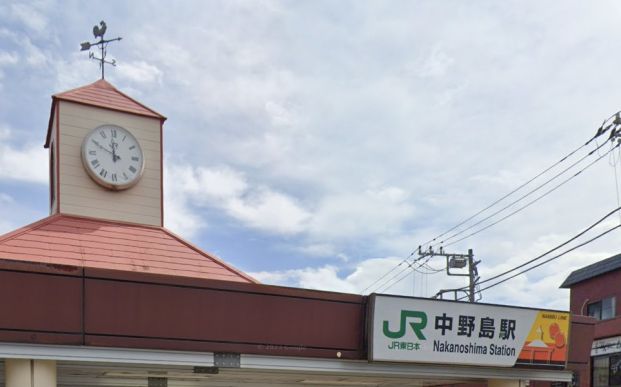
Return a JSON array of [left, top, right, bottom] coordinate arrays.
[[80, 21, 122, 79]]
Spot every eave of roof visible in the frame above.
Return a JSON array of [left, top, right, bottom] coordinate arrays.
[[44, 79, 166, 148], [0, 214, 257, 284], [560, 252, 621, 288]]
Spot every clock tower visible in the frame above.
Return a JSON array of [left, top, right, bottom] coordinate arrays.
[[45, 79, 166, 226], [0, 78, 256, 283]]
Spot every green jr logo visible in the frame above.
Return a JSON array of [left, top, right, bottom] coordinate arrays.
[[383, 310, 427, 340]]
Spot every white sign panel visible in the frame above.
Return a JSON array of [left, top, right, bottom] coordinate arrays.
[[592, 336, 621, 357], [369, 294, 570, 368]]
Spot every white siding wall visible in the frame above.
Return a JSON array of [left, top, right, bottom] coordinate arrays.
[[57, 101, 162, 226]]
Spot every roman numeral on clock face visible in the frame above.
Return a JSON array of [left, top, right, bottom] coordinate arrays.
[[84, 125, 144, 189]]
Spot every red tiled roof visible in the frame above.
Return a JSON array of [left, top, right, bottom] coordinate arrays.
[[0, 214, 257, 283], [45, 79, 166, 148]]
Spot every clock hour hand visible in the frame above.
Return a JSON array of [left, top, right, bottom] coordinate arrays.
[[109, 140, 121, 162]]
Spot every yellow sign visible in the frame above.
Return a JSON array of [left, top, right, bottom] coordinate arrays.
[[516, 311, 570, 367]]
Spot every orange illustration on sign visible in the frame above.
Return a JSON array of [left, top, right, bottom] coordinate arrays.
[[517, 311, 569, 367]]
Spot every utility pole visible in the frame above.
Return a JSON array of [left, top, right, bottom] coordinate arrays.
[[418, 246, 480, 302], [467, 249, 475, 302]]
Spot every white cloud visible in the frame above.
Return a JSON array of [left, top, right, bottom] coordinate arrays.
[[251, 265, 358, 293], [10, 3, 48, 34], [297, 243, 337, 257], [0, 127, 47, 184], [226, 189, 310, 234], [53, 54, 98, 91], [308, 187, 414, 241], [117, 61, 163, 85], [22, 37, 47, 67], [418, 45, 454, 78], [164, 162, 310, 236], [250, 256, 465, 298], [177, 165, 248, 201], [0, 52, 19, 66], [0, 193, 15, 234], [164, 188, 205, 239]]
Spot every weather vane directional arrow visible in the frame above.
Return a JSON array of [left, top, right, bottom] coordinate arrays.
[[80, 21, 122, 80]]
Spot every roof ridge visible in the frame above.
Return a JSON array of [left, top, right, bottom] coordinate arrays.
[[560, 252, 621, 288], [52, 80, 102, 98], [46, 79, 167, 148], [161, 226, 259, 284], [53, 79, 166, 120], [102, 81, 166, 120]]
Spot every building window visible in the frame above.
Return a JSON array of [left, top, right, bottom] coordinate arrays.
[[593, 355, 621, 387], [593, 356, 609, 387], [588, 296, 616, 320], [611, 355, 621, 386]]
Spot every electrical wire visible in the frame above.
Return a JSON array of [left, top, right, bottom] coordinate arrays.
[[377, 261, 425, 293], [372, 142, 616, 295], [360, 251, 417, 294], [452, 205, 621, 293], [611, 143, 621, 225], [442, 141, 620, 248], [375, 255, 433, 293], [458, 224, 621, 300], [436, 139, 612, 248], [363, 252, 427, 294], [420, 262, 445, 273], [363, 112, 620, 297], [421, 113, 620, 250]]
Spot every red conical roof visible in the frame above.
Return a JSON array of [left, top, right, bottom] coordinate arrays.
[[45, 79, 166, 148], [0, 214, 257, 283]]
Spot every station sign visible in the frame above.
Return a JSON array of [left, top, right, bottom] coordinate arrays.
[[368, 294, 570, 368]]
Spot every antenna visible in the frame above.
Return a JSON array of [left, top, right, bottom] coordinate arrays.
[[80, 20, 122, 79]]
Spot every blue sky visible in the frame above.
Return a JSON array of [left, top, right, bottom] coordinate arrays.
[[2, 0, 621, 309]]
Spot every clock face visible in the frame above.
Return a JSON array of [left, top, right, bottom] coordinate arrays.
[[81, 125, 145, 190]]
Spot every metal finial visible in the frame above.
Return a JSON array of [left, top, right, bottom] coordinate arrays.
[[80, 20, 122, 80]]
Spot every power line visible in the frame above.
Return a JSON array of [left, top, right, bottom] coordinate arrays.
[[360, 251, 416, 294], [421, 145, 588, 248], [610, 144, 621, 225], [363, 112, 621, 297], [442, 141, 620, 248], [459, 224, 621, 300], [364, 141, 612, 295], [421, 114, 620, 250], [437, 139, 612, 248], [374, 254, 433, 293], [453, 205, 621, 292]]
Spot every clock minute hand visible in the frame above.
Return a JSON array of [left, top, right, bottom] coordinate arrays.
[[92, 139, 113, 155]]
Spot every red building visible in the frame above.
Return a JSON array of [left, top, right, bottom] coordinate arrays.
[[561, 254, 621, 387]]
